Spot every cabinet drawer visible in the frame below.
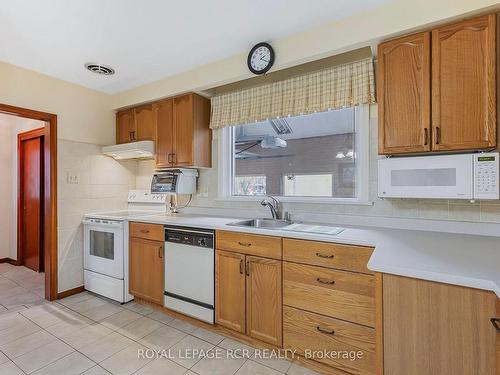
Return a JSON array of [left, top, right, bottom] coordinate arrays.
[[283, 238, 373, 274], [130, 222, 164, 241], [284, 306, 376, 375], [284, 262, 375, 327], [216, 231, 282, 260]]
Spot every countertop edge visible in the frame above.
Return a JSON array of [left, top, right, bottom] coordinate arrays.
[[126, 215, 500, 299]]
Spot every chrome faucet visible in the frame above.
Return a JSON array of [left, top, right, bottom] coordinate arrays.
[[260, 195, 280, 219]]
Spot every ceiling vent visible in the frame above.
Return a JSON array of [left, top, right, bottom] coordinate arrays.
[[84, 63, 115, 75]]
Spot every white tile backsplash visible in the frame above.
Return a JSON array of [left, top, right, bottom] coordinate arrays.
[[135, 104, 500, 225], [57, 140, 136, 293]]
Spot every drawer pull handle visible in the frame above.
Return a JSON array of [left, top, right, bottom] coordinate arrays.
[[316, 326, 335, 335], [316, 277, 335, 285], [238, 242, 252, 247], [140, 229, 150, 234], [491, 318, 500, 332], [315, 252, 334, 259]]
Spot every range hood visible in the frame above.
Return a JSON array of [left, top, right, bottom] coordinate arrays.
[[102, 141, 155, 160]]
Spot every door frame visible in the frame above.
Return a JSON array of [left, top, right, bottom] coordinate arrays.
[[0, 103, 58, 301], [18, 128, 45, 273]]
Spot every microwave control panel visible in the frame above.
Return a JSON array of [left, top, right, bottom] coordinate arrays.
[[473, 153, 499, 200]]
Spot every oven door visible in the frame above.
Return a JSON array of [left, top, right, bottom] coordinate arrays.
[[83, 220, 124, 279]]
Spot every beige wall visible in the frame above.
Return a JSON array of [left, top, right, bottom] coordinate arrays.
[[0, 61, 114, 145], [112, 0, 499, 109], [0, 118, 12, 259]]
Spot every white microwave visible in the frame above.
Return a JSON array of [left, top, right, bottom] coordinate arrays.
[[378, 152, 499, 200]]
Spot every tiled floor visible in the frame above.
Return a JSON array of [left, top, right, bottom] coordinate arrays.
[[0, 263, 319, 375]]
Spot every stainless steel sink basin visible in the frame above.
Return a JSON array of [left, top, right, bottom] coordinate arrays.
[[227, 218, 293, 229]]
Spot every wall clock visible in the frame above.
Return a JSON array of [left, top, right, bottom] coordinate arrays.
[[247, 42, 275, 75]]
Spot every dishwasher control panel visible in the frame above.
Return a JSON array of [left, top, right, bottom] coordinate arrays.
[[165, 228, 214, 249]]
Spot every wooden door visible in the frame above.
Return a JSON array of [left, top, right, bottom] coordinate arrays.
[[116, 109, 136, 143], [496, 299, 500, 375], [154, 99, 174, 168], [383, 274, 498, 375], [378, 32, 431, 154], [18, 129, 45, 272], [432, 14, 496, 151], [129, 238, 164, 305], [245, 256, 282, 346], [134, 104, 155, 141], [172, 94, 194, 166], [215, 250, 246, 333]]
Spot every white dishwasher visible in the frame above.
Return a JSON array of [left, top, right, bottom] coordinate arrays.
[[164, 226, 215, 323]]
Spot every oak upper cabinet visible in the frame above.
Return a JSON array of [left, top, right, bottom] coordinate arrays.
[[432, 14, 497, 151], [155, 93, 212, 169], [245, 256, 282, 346], [383, 274, 499, 375], [378, 32, 431, 154], [154, 99, 174, 168], [134, 104, 155, 141], [116, 104, 155, 144], [215, 250, 246, 333], [129, 223, 164, 305], [378, 14, 497, 154], [116, 109, 135, 144]]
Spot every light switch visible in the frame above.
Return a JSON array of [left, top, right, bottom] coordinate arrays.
[[67, 172, 79, 184]]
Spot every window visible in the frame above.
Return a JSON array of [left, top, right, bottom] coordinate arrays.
[[218, 105, 369, 203]]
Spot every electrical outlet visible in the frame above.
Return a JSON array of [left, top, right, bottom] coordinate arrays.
[[67, 172, 79, 184]]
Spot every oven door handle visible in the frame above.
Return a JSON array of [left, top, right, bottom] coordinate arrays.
[[82, 220, 123, 228]]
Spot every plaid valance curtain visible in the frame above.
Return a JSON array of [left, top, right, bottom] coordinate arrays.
[[210, 58, 375, 129]]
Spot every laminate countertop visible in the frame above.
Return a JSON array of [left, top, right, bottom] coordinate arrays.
[[129, 213, 500, 298]]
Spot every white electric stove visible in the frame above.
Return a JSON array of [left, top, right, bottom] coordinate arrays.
[[83, 190, 167, 303]]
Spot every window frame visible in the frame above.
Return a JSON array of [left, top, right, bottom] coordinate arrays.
[[217, 104, 371, 205]]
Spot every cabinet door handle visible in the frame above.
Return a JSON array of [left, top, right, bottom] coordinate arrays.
[[491, 318, 500, 332], [245, 261, 250, 276], [158, 246, 163, 259], [435, 126, 441, 145], [315, 252, 334, 259], [238, 242, 252, 247], [316, 326, 335, 335], [171, 153, 176, 164], [239, 259, 244, 275], [316, 277, 335, 285], [424, 128, 429, 146], [140, 229, 150, 234]]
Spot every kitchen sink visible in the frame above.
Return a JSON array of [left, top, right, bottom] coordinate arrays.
[[227, 218, 293, 229]]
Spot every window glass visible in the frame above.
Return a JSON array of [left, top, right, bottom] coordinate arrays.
[[232, 108, 356, 198]]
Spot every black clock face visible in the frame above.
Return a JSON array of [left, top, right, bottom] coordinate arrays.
[[247, 42, 274, 75]]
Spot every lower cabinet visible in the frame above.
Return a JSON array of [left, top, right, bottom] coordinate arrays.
[[284, 306, 376, 375], [215, 249, 282, 346], [383, 274, 499, 375], [129, 236, 164, 305], [215, 250, 246, 333], [246, 256, 282, 346]]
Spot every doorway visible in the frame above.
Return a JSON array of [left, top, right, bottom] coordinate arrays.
[[0, 103, 58, 300], [18, 128, 45, 272]]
